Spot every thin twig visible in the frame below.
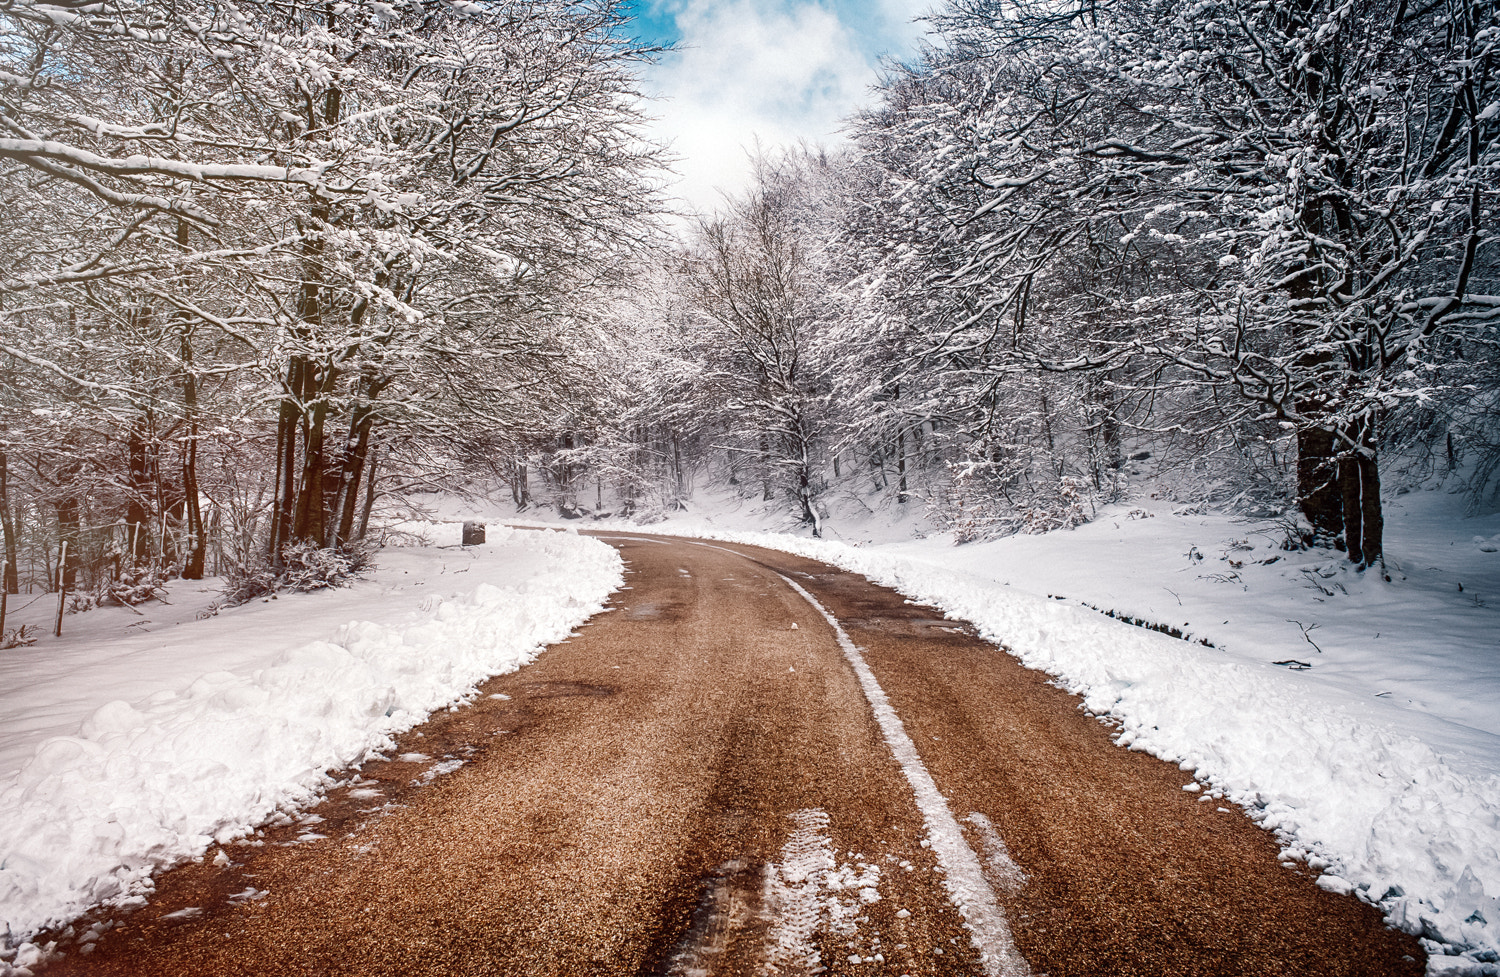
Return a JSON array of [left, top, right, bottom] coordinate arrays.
[[1286, 619, 1324, 654]]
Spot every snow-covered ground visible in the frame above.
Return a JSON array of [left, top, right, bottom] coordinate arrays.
[[0, 524, 622, 972], [490, 484, 1500, 976]]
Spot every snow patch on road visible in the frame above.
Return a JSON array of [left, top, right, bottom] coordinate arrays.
[[0, 526, 622, 968], [761, 809, 882, 973], [966, 812, 1027, 897]]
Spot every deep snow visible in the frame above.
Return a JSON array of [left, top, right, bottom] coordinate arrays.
[[0, 524, 622, 971], [494, 484, 1500, 976]]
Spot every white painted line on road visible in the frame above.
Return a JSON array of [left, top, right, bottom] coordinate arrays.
[[675, 538, 1030, 976], [774, 573, 1031, 977]]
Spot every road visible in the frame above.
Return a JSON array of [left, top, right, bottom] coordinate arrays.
[[42, 533, 1423, 976]]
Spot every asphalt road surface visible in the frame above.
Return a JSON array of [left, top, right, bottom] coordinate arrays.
[[40, 533, 1424, 976]]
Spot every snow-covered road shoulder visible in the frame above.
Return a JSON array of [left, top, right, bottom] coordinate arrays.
[[0, 526, 622, 963]]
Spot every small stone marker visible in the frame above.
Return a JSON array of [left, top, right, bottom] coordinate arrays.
[[462, 521, 486, 546]]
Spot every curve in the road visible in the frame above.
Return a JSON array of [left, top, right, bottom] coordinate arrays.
[[35, 532, 1423, 977]]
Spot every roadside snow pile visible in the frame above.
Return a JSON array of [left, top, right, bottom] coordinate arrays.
[[0, 526, 620, 960], [665, 525, 1500, 976]]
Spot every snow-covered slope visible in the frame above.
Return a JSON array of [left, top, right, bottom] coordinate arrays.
[[0, 525, 622, 970]]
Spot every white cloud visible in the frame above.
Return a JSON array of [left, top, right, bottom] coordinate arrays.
[[641, 0, 931, 219]]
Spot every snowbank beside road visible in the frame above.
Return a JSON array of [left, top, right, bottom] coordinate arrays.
[[606, 522, 1500, 976], [0, 526, 621, 964]]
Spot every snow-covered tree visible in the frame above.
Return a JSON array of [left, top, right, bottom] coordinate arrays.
[[678, 157, 831, 533], [0, 0, 667, 585], [841, 0, 1498, 556]]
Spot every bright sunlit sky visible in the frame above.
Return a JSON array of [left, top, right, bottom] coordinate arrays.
[[620, 0, 934, 218]]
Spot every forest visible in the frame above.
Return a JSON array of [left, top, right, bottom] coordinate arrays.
[[0, 0, 1496, 625]]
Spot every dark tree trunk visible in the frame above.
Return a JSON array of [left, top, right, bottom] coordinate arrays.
[[55, 496, 79, 590], [179, 316, 205, 579], [282, 80, 347, 552], [800, 469, 819, 535], [292, 362, 338, 547], [796, 446, 819, 535], [175, 219, 206, 579], [1346, 414, 1383, 567], [1359, 448, 1384, 565], [180, 442, 204, 578], [1101, 395, 1121, 471], [759, 433, 773, 501], [270, 180, 334, 561], [513, 460, 530, 508], [334, 388, 383, 547], [357, 441, 380, 541], [1324, 414, 1385, 567], [1297, 426, 1343, 541], [1338, 449, 1365, 564], [794, 415, 819, 535], [672, 432, 685, 501]]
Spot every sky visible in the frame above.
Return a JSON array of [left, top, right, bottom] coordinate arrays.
[[620, 0, 934, 218]]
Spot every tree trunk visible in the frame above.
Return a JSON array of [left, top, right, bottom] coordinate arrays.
[[335, 427, 369, 544], [55, 497, 79, 591], [513, 460, 530, 508], [1359, 448, 1384, 566], [357, 441, 381, 541], [1329, 414, 1385, 567], [1088, 373, 1122, 495], [672, 432, 685, 502], [1038, 388, 1060, 477], [180, 324, 205, 579], [332, 375, 386, 548], [1296, 426, 1343, 542], [333, 413, 375, 547], [798, 454, 819, 536], [271, 181, 334, 560], [896, 428, 908, 504], [1349, 414, 1383, 567], [175, 219, 206, 579], [759, 433, 773, 502], [270, 358, 304, 563], [126, 411, 151, 564], [288, 79, 346, 550], [292, 362, 338, 547], [1338, 448, 1365, 564], [0, 447, 17, 594]]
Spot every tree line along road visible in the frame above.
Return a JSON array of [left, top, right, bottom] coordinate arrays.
[[39, 533, 1424, 977]]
